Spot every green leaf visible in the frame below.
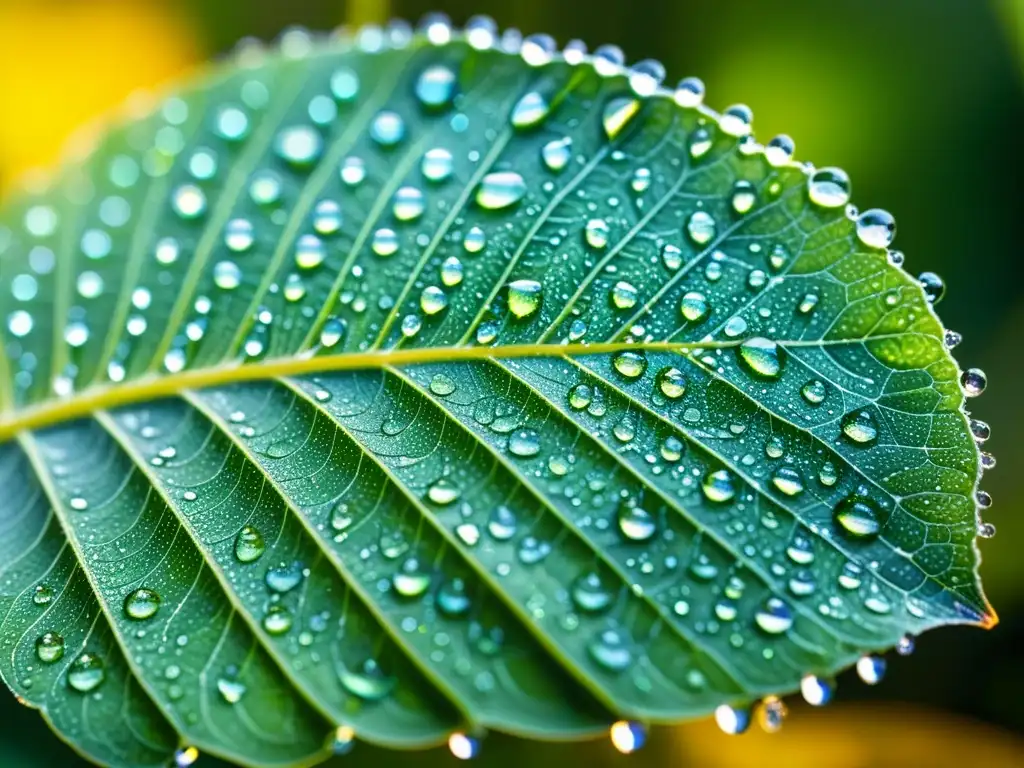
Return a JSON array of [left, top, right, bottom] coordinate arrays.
[[0, 18, 994, 767]]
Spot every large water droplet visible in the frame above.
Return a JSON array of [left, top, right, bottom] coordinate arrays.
[[262, 605, 293, 635], [617, 502, 656, 542], [35, 632, 65, 664], [856, 209, 896, 249], [508, 429, 541, 458], [602, 97, 640, 140], [715, 704, 751, 735], [507, 279, 542, 318], [572, 571, 614, 613], [415, 65, 457, 108], [754, 597, 794, 634], [737, 337, 783, 378], [541, 136, 572, 172], [588, 629, 632, 671], [392, 558, 431, 598], [339, 658, 395, 700], [841, 410, 878, 445], [961, 368, 987, 397], [265, 561, 305, 593], [834, 495, 883, 538], [477, 171, 526, 209], [124, 588, 160, 620], [610, 721, 646, 754], [807, 167, 850, 208], [511, 91, 550, 129], [67, 653, 105, 693], [612, 350, 647, 379], [436, 578, 472, 617], [702, 469, 736, 503], [856, 655, 886, 685], [234, 526, 266, 563], [656, 367, 687, 399], [686, 211, 716, 245]]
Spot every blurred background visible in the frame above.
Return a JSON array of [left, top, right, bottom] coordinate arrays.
[[0, 0, 1021, 765]]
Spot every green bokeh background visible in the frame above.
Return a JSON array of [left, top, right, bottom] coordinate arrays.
[[1, 0, 1021, 765]]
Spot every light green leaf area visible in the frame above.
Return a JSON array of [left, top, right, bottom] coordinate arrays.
[[0, 23, 992, 768]]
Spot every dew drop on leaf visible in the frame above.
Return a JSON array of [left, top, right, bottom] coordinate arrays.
[[476, 171, 526, 209], [737, 337, 784, 378], [834, 495, 883, 538], [506, 279, 543, 318], [841, 410, 879, 445], [123, 588, 161, 620], [67, 653, 105, 693], [35, 632, 65, 664], [234, 525, 266, 563], [702, 469, 736, 503], [807, 167, 851, 208]]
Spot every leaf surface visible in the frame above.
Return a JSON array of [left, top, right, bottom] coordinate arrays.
[[0, 20, 992, 767]]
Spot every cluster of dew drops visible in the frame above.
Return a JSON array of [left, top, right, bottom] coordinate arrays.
[[8, 12, 998, 766]]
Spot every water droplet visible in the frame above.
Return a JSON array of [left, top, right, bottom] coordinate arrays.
[[312, 199, 343, 236], [841, 410, 878, 444], [731, 181, 756, 214], [217, 675, 247, 704], [807, 167, 850, 208], [661, 243, 683, 270], [961, 368, 987, 397], [462, 226, 486, 254], [393, 558, 431, 598], [33, 584, 54, 606], [415, 65, 456, 108], [262, 605, 293, 635], [213, 260, 242, 290], [331, 725, 356, 755], [755, 597, 793, 634], [420, 285, 448, 315], [715, 704, 751, 735], [448, 733, 481, 760], [430, 374, 456, 396], [631, 167, 652, 193], [393, 186, 425, 221], [612, 350, 647, 379], [572, 571, 614, 613], [265, 561, 304, 593], [67, 653, 105, 692], [765, 135, 795, 167], [610, 281, 637, 309], [507, 279, 542, 318], [517, 536, 551, 565], [439, 256, 464, 287], [686, 211, 716, 245], [656, 367, 687, 399], [124, 588, 160, 620], [584, 218, 610, 249], [541, 136, 572, 172], [757, 696, 787, 733], [508, 429, 541, 458], [477, 171, 526, 209], [674, 76, 705, 107], [35, 632, 64, 664], [617, 502, 656, 542], [234, 526, 266, 563], [678, 291, 709, 322], [834, 495, 882, 538], [294, 234, 326, 270], [482, 507, 517, 542], [856, 655, 886, 685], [610, 721, 646, 754], [771, 466, 804, 496], [371, 227, 399, 257], [588, 628, 632, 671], [339, 658, 395, 700], [689, 127, 712, 159], [436, 578, 472, 617], [427, 479, 460, 505], [702, 469, 736, 503], [856, 209, 896, 249], [603, 97, 640, 140], [800, 675, 833, 706], [275, 126, 322, 168], [511, 91, 549, 129], [422, 148, 454, 182], [370, 111, 405, 146], [800, 379, 826, 405], [738, 337, 784, 378], [340, 156, 367, 186]]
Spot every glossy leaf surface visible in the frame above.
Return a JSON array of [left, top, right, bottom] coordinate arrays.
[[0, 21, 992, 768]]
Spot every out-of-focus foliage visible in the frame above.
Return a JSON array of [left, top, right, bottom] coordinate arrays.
[[0, 1, 1020, 767]]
